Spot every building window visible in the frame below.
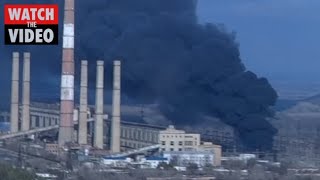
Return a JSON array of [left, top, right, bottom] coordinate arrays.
[[170, 141, 174, 146], [142, 132, 145, 141], [162, 141, 166, 145], [184, 148, 195, 151], [179, 141, 183, 146], [125, 129, 128, 138], [152, 134, 156, 142], [185, 141, 193, 146], [162, 148, 165, 151], [148, 132, 151, 141], [138, 131, 141, 140], [170, 148, 174, 151], [178, 148, 182, 151], [134, 131, 137, 140]]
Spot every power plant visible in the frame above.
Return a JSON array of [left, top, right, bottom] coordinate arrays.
[[21, 52, 31, 132], [78, 60, 88, 145], [111, 61, 121, 153], [0, 0, 225, 177], [1, 0, 219, 162], [10, 52, 19, 133], [2, 1, 318, 179], [58, 0, 76, 146], [94, 61, 105, 149], [4, 0, 123, 152], [6, 49, 123, 153]]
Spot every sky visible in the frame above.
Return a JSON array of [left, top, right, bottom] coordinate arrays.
[[197, 0, 320, 91]]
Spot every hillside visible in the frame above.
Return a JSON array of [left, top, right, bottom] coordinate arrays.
[[274, 93, 320, 111]]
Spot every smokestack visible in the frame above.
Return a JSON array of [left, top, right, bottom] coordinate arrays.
[[111, 60, 121, 153], [58, 0, 75, 146], [94, 61, 104, 149], [10, 52, 19, 133], [78, 60, 88, 145], [21, 52, 30, 131]]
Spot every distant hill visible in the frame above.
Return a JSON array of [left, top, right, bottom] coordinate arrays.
[[274, 99, 298, 111], [274, 93, 320, 111], [303, 94, 320, 105]]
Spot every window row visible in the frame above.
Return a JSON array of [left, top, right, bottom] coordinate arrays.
[[161, 141, 197, 146], [120, 128, 158, 142]]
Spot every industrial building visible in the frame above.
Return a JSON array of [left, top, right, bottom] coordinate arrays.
[[163, 151, 214, 167], [106, 120, 163, 151], [1, 1, 224, 168], [159, 125, 200, 152], [159, 125, 222, 166], [21, 103, 60, 129]]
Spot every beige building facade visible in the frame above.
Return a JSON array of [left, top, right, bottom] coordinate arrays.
[[159, 125, 221, 166], [199, 142, 222, 166], [159, 125, 200, 152]]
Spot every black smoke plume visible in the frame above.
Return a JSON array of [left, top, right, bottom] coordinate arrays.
[[0, 0, 278, 150]]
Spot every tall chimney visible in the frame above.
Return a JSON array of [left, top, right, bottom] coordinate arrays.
[[58, 0, 75, 146], [78, 60, 88, 144], [94, 61, 104, 149], [10, 52, 19, 133], [21, 52, 30, 131], [111, 60, 121, 153]]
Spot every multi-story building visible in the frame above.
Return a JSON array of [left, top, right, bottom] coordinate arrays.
[[184, 121, 235, 152], [159, 125, 200, 152], [159, 125, 222, 166], [163, 151, 214, 167], [199, 142, 222, 166]]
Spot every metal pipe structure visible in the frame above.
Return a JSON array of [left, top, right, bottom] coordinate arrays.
[[111, 60, 121, 153], [58, 0, 75, 146], [22, 52, 31, 131], [10, 52, 19, 133], [78, 60, 88, 144], [94, 61, 104, 149]]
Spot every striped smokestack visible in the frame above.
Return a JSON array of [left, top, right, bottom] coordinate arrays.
[[78, 60, 88, 144], [10, 52, 19, 133], [58, 0, 75, 146], [21, 52, 30, 131], [94, 61, 104, 149], [111, 60, 121, 153]]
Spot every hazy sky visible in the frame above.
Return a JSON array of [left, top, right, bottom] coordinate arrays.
[[197, 0, 320, 85]]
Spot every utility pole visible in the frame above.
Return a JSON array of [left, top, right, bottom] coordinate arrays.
[[66, 143, 73, 171], [18, 143, 22, 168], [140, 104, 144, 122]]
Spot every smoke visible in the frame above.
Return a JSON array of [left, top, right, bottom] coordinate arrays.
[[0, 0, 278, 150]]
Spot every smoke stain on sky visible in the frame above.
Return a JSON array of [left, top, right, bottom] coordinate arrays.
[[197, 0, 320, 89]]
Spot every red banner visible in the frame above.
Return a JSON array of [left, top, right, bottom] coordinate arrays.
[[4, 4, 58, 25]]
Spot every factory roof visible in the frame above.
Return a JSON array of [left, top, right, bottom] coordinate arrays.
[[145, 156, 168, 161], [163, 151, 213, 155], [103, 157, 127, 160]]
